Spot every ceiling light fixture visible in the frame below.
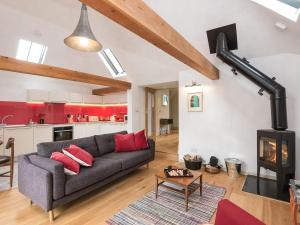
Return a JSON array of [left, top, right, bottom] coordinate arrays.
[[64, 4, 102, 52]]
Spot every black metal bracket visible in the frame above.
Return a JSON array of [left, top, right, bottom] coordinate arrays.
[[258, 77, 276, 96], [231, 68, 238, 75]]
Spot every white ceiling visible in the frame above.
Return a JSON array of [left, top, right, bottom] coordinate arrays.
[[0, 0, 299, 87]]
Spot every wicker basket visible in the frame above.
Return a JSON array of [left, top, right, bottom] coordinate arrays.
[[205, 165, 221, 174], [184, 159, 202, 170]]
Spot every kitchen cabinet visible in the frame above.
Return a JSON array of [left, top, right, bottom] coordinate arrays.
[[86, 123, 101, 136], [33, 126, 53, 151], [69, 93, 83, 103], [27, 89, 49, 102], [4, 127, 34, 156], [83, 95, 102, 104], [100, 123, 127, 134], [49, 91, 70, 103], [102, 93, 127, 104], [74, 123, 101, 138], [73, 124, 86, 139]]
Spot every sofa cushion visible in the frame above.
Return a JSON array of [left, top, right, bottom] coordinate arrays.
[[95, 131, 127, 155], [65, 157, 122, 195], [101, 150, 151, 170], [37, 136, 100, 158], [134, 130, 149, 150], [50, 152, 80, 175], [114, 133, 136, 152], [62, 144, 94, 167]]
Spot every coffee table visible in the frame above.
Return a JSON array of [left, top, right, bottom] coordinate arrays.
[[155, 170, 202, 211]]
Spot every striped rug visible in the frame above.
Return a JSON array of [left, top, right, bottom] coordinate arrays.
[[106, 183, 226, 225]]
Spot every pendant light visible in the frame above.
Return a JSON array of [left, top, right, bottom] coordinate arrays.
[[64, 4, 102, 52]]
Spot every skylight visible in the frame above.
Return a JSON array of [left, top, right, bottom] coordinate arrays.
[[16, 39, 48, 64], [251, 0, 300, 22], [98, 49, 127, 78]]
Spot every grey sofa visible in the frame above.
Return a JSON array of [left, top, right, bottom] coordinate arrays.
[[18, 131, 155, 221]]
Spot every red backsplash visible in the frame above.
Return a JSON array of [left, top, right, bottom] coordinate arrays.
[[0, 102, 127, 125]]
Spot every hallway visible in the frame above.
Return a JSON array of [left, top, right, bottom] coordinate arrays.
[[155, 131, 179, 155]]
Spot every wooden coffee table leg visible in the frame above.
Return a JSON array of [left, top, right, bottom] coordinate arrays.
[[155, 176, 158, 199], [185, 186, 189, 211], [200, 175, 202, 196]]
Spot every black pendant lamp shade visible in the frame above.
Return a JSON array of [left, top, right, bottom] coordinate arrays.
[[64, 4, 102, 52]]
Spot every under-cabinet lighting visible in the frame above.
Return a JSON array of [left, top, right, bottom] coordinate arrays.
[[26, 101, 45, 104], [65, 103, 128, 107]]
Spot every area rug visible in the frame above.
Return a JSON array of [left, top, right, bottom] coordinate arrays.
[[106, 183, 226, 225]]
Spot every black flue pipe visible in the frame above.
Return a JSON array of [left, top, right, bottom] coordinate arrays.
[[216, 32, 287, 130]]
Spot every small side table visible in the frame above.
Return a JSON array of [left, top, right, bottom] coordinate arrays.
[[289, 179, 300, 225], [155, 170, 202, 211]]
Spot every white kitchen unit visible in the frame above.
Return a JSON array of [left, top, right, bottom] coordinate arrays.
[[49, 91, 70, 103], [86, 123, 101, 136], [27, 89, 49, 102], [83, 95, 102, 104], [100, 123, 127, 134], [73, 123, 86, 139], [33, 126, 53, 151], [69, 93, 83, 103], [73, 123, 101, 138], [4, 126, 34, 156], [102, 93, 127, 104]]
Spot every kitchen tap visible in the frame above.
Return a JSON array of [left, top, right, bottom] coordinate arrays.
[[1, 115, 14, 125]]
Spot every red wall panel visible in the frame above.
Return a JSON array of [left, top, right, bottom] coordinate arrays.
[[0, 102, 127, 125]]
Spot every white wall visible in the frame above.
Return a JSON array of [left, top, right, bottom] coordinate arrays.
[[127, 85, 145, 133], [179, 54, 300, 178], [155, 89, 170, 135], [170, 88, 179, 130]]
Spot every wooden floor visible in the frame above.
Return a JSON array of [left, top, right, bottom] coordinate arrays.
[[0, 134, 292, 225], [156, 130, 179, 155]]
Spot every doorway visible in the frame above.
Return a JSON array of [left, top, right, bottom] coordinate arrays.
[[144, 82, 179, 155]]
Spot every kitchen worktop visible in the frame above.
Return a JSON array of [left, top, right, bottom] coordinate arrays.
[[0, 121, 127, 128]]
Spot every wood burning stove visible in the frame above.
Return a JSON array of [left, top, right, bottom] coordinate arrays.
[[207, 24, 296, 199], [257, 130, 295, 197]]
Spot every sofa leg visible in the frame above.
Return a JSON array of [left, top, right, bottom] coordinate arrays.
[[30, 200, 33, 206], [146, 163, 149, 169], [48, 210, 54, 222]]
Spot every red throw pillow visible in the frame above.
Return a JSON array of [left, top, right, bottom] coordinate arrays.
[[50, 152, 80, 175], [134, 130, 149, 150], [114, 133, 136, 152], [62, 144, 94, 167]]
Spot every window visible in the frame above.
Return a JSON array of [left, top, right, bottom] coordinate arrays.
[[251, 0, 300, 22], [98, 48, 127, 78], [16, 39, 48, 64]]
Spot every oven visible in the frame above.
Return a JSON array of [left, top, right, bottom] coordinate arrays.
[[53, 126, 73, 142]]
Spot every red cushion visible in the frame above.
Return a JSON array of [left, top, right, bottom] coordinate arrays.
[[62, 144, 94, 167], [215, 199, 266, 225], [134, 130, 149, 149], [50, 152, 80, 175], [114, 133, 136, 152]]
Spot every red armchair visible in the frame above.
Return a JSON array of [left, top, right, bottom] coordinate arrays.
[[214, 199, 266, 225]]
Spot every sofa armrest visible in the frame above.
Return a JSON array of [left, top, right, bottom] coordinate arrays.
[[18, 155, 53, 211], [28, 154, 65, 200], [147, 138, 155, 161]]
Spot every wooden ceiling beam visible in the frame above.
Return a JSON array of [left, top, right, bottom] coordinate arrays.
[[0, 56, 131, 90], [92, 87, 126, 95], [80, 0, 219, 80]]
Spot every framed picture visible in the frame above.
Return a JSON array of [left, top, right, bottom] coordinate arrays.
[[162, 94, 169, 106], [188, 92, 203, 112]]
